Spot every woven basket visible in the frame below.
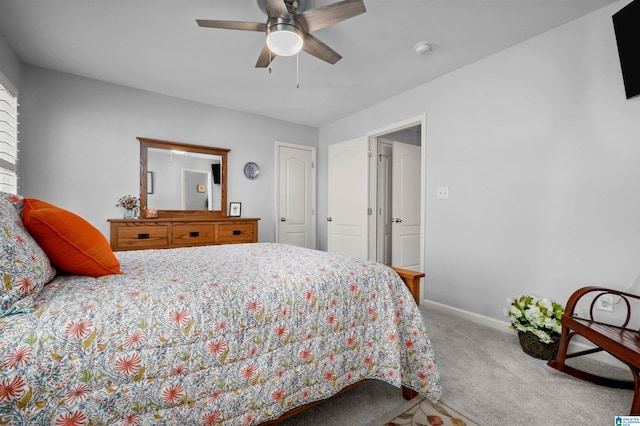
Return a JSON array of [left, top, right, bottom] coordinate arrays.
[[517, 331, 560, 360]]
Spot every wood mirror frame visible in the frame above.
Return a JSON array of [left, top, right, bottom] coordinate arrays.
[[138, 137, 229, 218]]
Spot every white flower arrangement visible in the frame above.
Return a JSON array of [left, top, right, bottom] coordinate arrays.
[[115, 195, 140, 211], [505, 295, 564, 344]]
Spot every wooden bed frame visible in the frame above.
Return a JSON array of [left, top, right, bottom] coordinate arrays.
[[262, 267, 425, 425]]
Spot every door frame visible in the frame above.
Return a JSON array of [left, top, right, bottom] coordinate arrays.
[[375, 139, 393, 264], [367, 115, 426, 302], [274, 141, 317, 248]]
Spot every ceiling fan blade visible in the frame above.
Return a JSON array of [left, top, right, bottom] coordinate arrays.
[[296, 0, 366, 33], [196, 20, 267, 32], [264, 0, 290, 19], [302, 33, 342, 65], [255, 44, 276, 68]]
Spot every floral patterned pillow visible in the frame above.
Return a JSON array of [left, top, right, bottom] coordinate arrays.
[[0, 192, 56, 316]]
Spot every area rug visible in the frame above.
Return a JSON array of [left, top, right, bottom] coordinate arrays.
[[379, 395, 479, 426]]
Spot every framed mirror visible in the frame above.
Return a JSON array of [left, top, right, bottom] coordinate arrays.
[[138, 137, 229, 218]]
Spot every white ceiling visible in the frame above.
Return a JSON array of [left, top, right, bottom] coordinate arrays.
[[0, 0, 616, 128]]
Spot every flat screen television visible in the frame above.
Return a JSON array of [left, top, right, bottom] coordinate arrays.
[[212, 163, 221, 184], [612, 0, 640, 99]]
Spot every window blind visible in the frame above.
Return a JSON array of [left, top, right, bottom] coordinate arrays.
[[0, 71, 18, 194]]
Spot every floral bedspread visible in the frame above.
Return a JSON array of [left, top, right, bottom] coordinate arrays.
[[0, 243, 441, 425]]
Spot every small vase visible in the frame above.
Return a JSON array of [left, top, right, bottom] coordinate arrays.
[[122, 208, 136, 219]]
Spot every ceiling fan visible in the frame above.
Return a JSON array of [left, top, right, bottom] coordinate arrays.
[[196, 0, 366, 68]]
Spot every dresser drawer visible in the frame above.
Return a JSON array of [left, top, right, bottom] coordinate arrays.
[[109, 218, 259, 251], [117, 225, 169, 250], [172, 224, 215, 246], [217, 223, 256, 243]]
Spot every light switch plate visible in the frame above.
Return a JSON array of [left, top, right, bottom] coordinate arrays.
[[437, 187, 449, 199]]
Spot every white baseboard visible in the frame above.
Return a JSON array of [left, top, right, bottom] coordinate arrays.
[[421, 299, 627, 370]]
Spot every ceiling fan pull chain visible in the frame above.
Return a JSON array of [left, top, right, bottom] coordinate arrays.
[[268, 37, 272, 74], [296, 52, 300, 88]]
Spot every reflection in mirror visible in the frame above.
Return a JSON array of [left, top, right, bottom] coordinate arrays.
[[147, 148, 222, 211], [139, 137, 229, 218], [183, 169, 214, 210]]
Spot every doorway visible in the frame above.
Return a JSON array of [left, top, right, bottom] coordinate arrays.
[[326, 116, 425, 264], [325, 115, 425, 299], [373, 124, 422, 269], [368, 116, 426, 301]]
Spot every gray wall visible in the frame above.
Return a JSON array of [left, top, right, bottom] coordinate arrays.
[[0, 29, 22, 90], [318, 0, 640, 320], [18, 66, 318, 241]]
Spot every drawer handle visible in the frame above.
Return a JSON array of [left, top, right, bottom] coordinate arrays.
[[137, 233, 150, 239], [189, 231, 200, 237], [233, 230, 241, 235]]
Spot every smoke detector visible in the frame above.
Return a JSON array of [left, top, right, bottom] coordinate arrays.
[[414, 41, 432, 55]]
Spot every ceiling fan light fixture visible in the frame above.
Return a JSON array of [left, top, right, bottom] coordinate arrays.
[[266, 22, 303, 56]]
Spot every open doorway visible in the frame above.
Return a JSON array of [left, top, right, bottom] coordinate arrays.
[[366, 115, 424, 280], [326, 116, 425, 298], [374, 124, 422, 267]]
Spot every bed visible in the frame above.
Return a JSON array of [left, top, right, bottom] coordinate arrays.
[[0, 193, 441, 425]]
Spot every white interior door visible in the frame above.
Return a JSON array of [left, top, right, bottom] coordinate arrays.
[[276, 142, 316, 248], [327, 137, 369, 259], [391, 142, 421, 270]]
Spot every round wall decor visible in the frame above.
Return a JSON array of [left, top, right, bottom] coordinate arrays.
[[243, 161, 260, 180]]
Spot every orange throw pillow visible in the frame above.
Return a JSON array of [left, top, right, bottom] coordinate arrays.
[[22, 198, 122, 277]]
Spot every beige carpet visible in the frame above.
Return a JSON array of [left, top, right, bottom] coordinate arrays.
[[278, 307, 632, 425], [380, 395, 479, 426]]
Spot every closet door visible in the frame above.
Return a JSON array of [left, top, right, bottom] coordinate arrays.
[[276, 142, 316, 249], [327, 137, 369, 259], [391, 142, 421, 270]]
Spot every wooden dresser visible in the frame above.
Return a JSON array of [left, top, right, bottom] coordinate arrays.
[[108, 217, 259, 251]]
